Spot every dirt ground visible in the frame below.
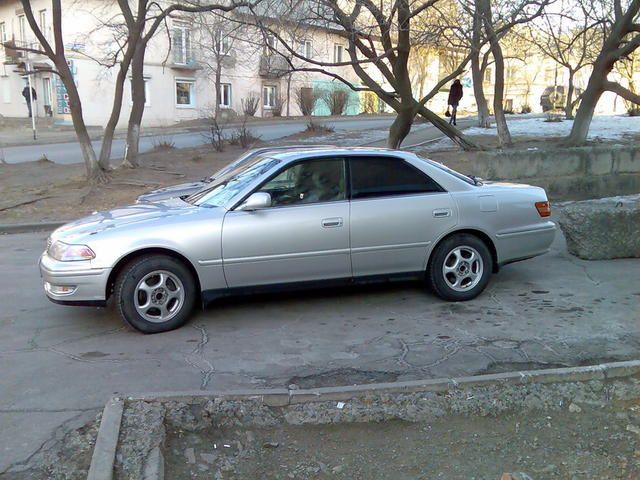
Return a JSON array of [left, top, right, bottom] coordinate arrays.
[[165, 402, 640, 480], [0, 144, 248, 224]]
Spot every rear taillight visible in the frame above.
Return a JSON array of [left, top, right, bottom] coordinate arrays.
[[535, 201, 551, 217]]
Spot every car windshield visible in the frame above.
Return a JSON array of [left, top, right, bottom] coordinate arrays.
[[417, 157, 479, 186], [186, 156, 281, 207]]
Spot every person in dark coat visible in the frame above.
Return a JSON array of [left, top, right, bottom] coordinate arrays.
[[22, 86, 37, 118], [447, 79, 463, 126]]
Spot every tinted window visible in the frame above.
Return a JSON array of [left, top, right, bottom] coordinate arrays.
[[349, 157, 443, 199], [258, 158, 346, 207]]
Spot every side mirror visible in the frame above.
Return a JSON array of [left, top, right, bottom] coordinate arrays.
[[238, 192, 272, 211]]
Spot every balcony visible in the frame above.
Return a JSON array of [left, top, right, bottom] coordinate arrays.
[[2, 40, 24, 65], [259, 54, 289, 79]]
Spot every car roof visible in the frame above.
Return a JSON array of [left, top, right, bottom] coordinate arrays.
[[263, 146, 402, 162]]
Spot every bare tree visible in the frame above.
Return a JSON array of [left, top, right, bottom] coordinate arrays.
[[118, 0, 252, 168], [245, 0, 479, 149], [525, 2, 601, 119], [8, 0, 108, 183], [567, 0, 640, 145]]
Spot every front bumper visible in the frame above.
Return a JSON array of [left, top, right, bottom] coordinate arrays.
[[39, 253, 111, 306]]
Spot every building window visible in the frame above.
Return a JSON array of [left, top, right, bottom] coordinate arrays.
[[176, 78, 195, 107], [263, 85, 276, 108], [172, 24, 193, 65], [264, 33, 276, 55], [129, 77, 151, 107], [333, 44, 344, 63], [219, 83, 231, 108], [300, 39, 312, 58], [18, 15, 26, 43], [484, 67, 492, 83], [215, 30, 231, 56], [38, 9, 47, 33], [0, 22, 6, 43]]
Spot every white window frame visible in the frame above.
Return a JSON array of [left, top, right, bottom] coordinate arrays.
[[215, 30, 231, 56], [18, 15, 26, 43], [300, 39, 312, 59], [129, 77, 151, 107], [0, 22, 6, 44], [175, 77, 196, 108], [263, 85, 276, 108], [38, 9, 47, 33], [333, 44, 344, 63], [264, 33, 276, 55], [219, 82, 232, 108], [172, 23, 193, 65]]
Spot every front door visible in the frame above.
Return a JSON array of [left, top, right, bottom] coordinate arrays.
[[222, 157, 351, 287], [348, 156, 458, 277]]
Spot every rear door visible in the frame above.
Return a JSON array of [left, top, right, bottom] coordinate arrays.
[[348, 155, 458, 277], [222, 157, 351, 287]]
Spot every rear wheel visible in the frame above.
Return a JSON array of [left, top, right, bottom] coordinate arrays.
[[114, 255, 197, 333], [428, 234, 492, 301]]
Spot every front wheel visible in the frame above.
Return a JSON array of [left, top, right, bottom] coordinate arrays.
[[114, 255, 197, 333], [428, 234, 492, 301]]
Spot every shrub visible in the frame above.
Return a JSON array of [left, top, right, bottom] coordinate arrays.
[[520, 104, 532, 114], [322, 89, 348, 116], [229, 117, 261, 148], [296, 87, 319, 116], [242, 92, 260, 117]]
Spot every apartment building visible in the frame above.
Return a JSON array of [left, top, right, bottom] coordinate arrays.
[[0, 0, 367, 127]]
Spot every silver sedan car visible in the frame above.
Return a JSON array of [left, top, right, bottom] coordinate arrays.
[[40, 147, 556, 333]]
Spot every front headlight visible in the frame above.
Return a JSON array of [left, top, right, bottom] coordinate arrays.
[[48, 241, 96, 261]]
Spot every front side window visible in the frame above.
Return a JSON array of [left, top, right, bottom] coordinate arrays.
[[219, 83, 231, 107], [172, 24, 193, 64], [188, 156, 281, 208], [38, 9, 47, 33], [215, 29, 231, 55], [263, 85, 276, 108], [176, 79, 195, 107], [350, 156, 443, 199], [299, 39, 312, 58], [258, 158, 346, 207], [0, 22, 6, 43]]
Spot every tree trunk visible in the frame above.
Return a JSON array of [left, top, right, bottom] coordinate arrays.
[[566, 75, 604, 146], [479, 0, 511, 147], [98, 59, 131, 169], [564, 69, 575, 120], [123, 46, 146, 168], [214, 62, 222, 120], [62, 68, 108, 183], [415, 103, 479, 150], [471, 6, 491, 128], [286, 74, 292, 117], [387, 106, 414, 148]]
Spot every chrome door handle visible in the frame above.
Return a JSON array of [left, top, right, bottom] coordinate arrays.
[[321, 217, 343, 228], [433, 209, 451, 218]]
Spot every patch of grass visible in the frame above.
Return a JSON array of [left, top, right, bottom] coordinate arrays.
[[305, 121, 335, 134]]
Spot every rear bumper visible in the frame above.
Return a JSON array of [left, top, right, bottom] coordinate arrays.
[[495, 221, 557, 265], [39, 253, 111, 304]]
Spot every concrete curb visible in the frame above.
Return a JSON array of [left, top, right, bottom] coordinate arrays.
[[87, 397, 124, 480], [0, 221, 64, 234], [88, 360, 640, 479]]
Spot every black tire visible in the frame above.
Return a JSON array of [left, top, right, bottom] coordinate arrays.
[[114, 255, 197, 333], [428, 233, 492, 301]]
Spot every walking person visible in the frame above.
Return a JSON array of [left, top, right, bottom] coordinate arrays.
[[22, 85, 37, 118], [447, 79, 463, 126]]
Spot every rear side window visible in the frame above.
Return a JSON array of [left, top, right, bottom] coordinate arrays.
[[349, 156, 444, 199]]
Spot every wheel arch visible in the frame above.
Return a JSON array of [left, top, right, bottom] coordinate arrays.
[[427, 228, 499, 274], [106, 247, 202, 301]]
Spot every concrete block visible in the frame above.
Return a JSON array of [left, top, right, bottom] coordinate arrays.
[[587, 151, 613, 175]]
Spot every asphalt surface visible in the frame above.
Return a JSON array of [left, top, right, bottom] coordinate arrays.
[[1, 227, 639, 473], [0, 115, 479, 165], [1, 117, 399, 165]]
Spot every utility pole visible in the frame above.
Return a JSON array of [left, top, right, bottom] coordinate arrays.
[[25, 59, 37, 140]]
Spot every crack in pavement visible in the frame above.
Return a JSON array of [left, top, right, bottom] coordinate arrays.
[[0, 409, 98, 475], [184, 324, 216, 390]]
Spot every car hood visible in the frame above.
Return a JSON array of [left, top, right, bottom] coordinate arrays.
[[51, 198, 201, 243], [136, 180, 209, 203]]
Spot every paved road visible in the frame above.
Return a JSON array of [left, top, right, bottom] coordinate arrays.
[[1, 117, 402, 165], [0, 116, 480, 165], [1, 228, 639, 473]]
